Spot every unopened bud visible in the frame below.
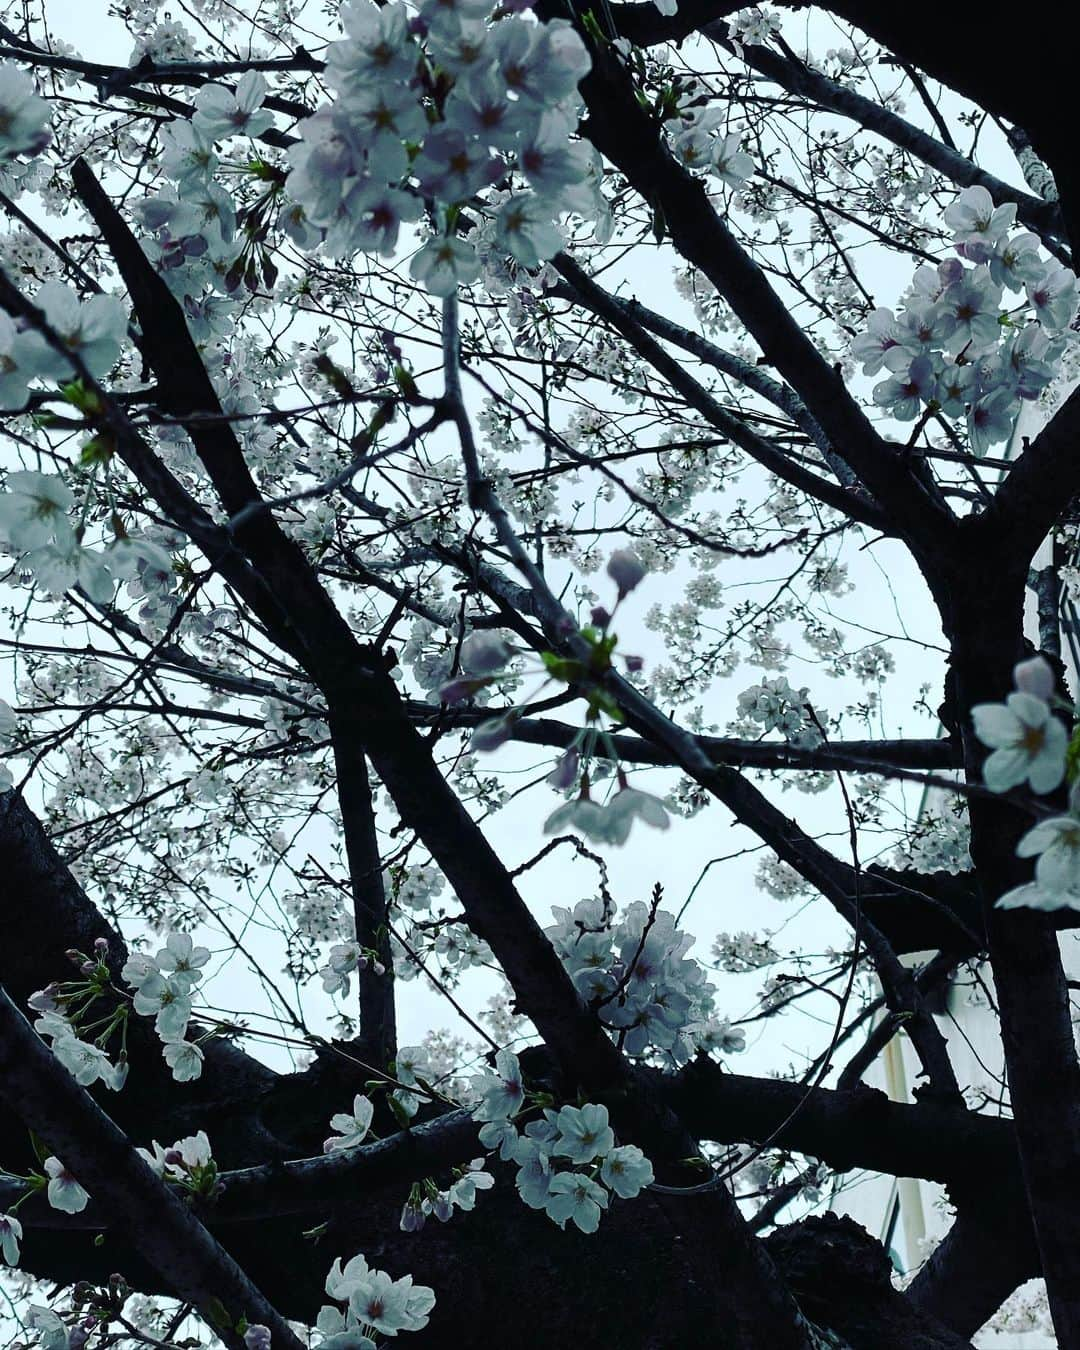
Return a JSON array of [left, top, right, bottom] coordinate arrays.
[[546, 750, 580, 792], [606, 549, 647, 600], [1014, 655, 1054, 702], [590, 606, 611, 629], [400, 1201, 426, 1232]]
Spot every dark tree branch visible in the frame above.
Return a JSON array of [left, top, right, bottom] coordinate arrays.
[[907, 1208, 1040, 1339], [552, 32, 963, 565], [545, 276, 850, 480], [327, 725, 397, 1069], [945, 568, 1080, 1345], [766, 1215, 976, 1349], [985, 385, 1080, 560], [552, 254, 890, 532], [0, 984, 304, 1350], [56, 165, 817, 1350], [644, 18, 1066, 257]]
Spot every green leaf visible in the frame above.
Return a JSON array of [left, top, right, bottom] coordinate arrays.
[[394, 365, 419, 400], [60, 380, 103, 415], [580, 9, 607, 44], [204, 1298, 233, 1331], [387, 1095, 413, 1131], [541, 652, 582, 683], [80, 436, 114, 467], [1065, 722, 1080, 783], [28, 1130, 49, 1166]]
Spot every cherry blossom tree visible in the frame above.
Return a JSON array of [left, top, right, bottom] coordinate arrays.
[[1, 1, 1080, 1346]]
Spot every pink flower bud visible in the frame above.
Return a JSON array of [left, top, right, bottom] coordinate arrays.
[[400, 1201, 426, 1232], [938, 257, 963, 288], [623, 654, 644, 674], [590, 605, 611, 629], [546, 750, 580, 792], [606, 549, 647, 600], [1014, 655, 1054, 702], [244, 1325, 271, 1350], [373, 960, 386, 977]]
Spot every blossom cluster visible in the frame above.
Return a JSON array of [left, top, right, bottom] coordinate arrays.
[[469, 1050, 654, 1234], [0, 461, 172, 615], [670, 117, 755, 191], [137, 1130, 220, 1201], [399, 1158, 495, 1232], [122, 932, 211, 1081], [286, 0, 603, 296], [711, 929, 780, 972], [546, 898, 718, 1063], [28, 937, 130, 1094], [734, 676, 823, 749], [853, 185, 1079, 454], [316, 1251, 435, 1345], [32, 1000, 128, 1093], [441, 554, 671, 849], [755, 853, 813, 901], [892, 806, 972, 875]]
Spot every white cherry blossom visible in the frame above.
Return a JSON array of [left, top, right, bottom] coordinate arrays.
[[0, 471, 73, 550], [0, 1211, 21, 1265], [43, 1158, 89, 1214], [544, 1172, 609, 1233], [192, 71, 273, 142], [324, 1094, 376, 1152], [972, 691, 1068, 794]]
